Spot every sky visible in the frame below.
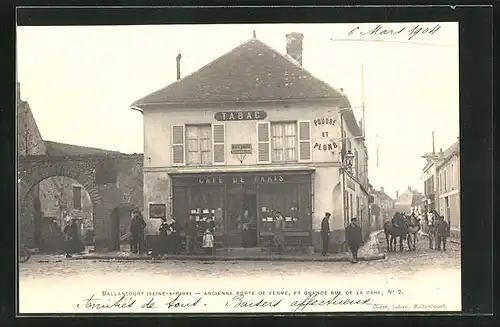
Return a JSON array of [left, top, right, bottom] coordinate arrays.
[[16, 23, 459, 198]]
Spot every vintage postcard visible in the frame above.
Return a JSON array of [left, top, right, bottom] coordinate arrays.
[[17, 22, 460, 314]]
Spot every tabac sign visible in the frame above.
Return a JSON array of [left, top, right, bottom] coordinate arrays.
[[214, 110, 267, 121]]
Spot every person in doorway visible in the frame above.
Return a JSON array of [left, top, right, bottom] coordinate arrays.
[[321, 212, 331, 256], [436, 215, 450, 251], [156, 217, 169, 258], [273, 212, 285, 255], [345, 217, 363, 263], [130, 210, 146, 254], [166, 217, 181, 254], [202, 229, 215, 255], [64, 218, 84, 258], [240, 210, 250, 247], [185, 214, 198, 254]]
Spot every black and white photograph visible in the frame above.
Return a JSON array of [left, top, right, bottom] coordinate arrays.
[[17, 21, 461, 313]]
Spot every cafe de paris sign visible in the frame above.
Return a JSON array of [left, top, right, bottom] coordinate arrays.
[[214, 110, 267, 121]]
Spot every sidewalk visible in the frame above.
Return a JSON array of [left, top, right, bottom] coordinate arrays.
[[32, 231, 386, 263]]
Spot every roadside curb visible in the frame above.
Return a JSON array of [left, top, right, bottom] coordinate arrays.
[[61, 252, 386, 263], [32, 231, 388, 264], [372, 230, 386, 254]]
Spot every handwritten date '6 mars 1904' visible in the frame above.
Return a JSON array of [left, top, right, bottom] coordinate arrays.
[[345, 23, 441, 41]]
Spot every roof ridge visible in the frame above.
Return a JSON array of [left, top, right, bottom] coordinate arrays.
[[132, 37, 257, 107], [44, 140, 121, 153]]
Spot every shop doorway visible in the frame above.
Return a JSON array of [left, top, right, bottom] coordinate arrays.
[[242, 192, 258, 247]]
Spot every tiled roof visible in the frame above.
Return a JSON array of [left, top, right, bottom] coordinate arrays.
[[132, 38, 345, 106], [436, 140, 459, 168], [374, 190, 393, 202], [44, 141, 122, 157]]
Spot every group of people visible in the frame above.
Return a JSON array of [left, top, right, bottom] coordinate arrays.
[[422, 213, 450, 251], [140, 213, 216, 257], [321, 212, 363, 263]]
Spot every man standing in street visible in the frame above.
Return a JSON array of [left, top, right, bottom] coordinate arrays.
[[436, 215, 450, 251], [345, 217, 363, 263], [185, 214, 198, 254], [130, 210, 146, 254], [321, 212, 331, 256]]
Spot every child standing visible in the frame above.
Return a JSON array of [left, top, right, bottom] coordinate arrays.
[[202, 229, 214, 255]]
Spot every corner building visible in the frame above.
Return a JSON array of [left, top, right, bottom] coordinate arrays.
[[132, 33, 370, 253]]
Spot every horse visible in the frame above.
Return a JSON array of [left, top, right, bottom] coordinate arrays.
[[405, 213, 421, 251], [383, 212, 409, 252]]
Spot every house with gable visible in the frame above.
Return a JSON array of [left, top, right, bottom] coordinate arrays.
[[131, 32, 370, 253], [436, 140, 460, 238]]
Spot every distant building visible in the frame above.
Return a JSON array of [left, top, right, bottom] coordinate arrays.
[[436, 140, 460, 238], [131, 32, 370, 253], [370, 186, 394, 229], [420, 138, 460, 237], [394, 185, 424, 215]]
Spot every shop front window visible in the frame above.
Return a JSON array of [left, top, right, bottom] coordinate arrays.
[[183, 185, 224, 235], [258, 183, 309, 232]]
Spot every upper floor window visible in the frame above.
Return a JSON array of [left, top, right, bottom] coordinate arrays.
[[354, 149, 359, 178], [172, 124, 226, 166], [257, 121, 311, 164], [271, 122, 297, 162], [443, 168, 448, 192], [72, 185, 82, 210], [186, 125, 212, 165], [451, 164, 455, 190]]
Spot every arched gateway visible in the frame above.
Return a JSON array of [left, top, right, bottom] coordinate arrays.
[[18, 153, 143, 252]]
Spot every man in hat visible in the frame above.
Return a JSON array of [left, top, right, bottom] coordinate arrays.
[[345, 217, 363, 263], [321, 212, 331, 256]]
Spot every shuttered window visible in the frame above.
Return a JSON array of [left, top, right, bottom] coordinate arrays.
[[186, 125, 212, 165], [212, 124, 225, 165], [257, 122, 271, 164], [297, 120, 312, 162], [354, 149, 359, 178], [172, 125, 185, 166]]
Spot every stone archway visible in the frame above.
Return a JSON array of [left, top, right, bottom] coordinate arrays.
[[19, 154, 144, 252], [18, 157, 106, 250]]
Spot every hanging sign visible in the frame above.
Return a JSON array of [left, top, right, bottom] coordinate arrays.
[[214, 110, 267, 121]]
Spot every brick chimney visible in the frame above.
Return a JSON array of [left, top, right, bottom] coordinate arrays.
[[176, 52, 182, 80], [286, 32, 304, 66], [396, 190, 399, 198], [380, 187, 384, 193]]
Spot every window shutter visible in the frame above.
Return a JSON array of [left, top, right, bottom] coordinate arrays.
[[297, 120, 312, 162], [257, 122, 271, 164], [171, 125, 185, 166], [212, 124, 225, 165]]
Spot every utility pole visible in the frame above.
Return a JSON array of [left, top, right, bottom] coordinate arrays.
[[361, 64, 366, 139]]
